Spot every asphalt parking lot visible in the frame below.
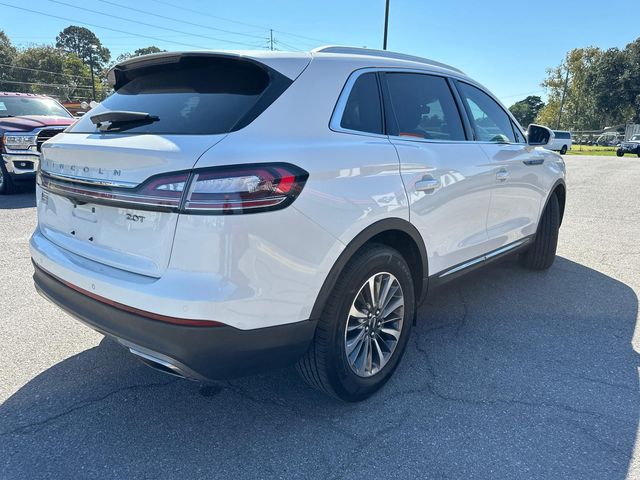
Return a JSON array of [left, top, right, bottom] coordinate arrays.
[[1, 155, 639, 479]]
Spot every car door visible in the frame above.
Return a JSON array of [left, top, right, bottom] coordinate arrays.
[[455, 81, 545, 251], [382, 72, 494, 276]]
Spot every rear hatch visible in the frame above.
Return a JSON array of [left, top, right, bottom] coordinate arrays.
[[37, 52, 306, 277]]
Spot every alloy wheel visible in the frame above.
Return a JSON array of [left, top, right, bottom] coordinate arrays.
[[344, 272, 404, 377]]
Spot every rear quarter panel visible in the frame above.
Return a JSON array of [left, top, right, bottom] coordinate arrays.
[[182, 58, 409, 326]]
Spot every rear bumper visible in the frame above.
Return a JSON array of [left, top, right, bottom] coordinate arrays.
[[33, 264, 317, 380]]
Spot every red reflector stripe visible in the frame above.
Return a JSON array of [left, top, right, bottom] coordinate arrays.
[[42, 267, 224, 328]]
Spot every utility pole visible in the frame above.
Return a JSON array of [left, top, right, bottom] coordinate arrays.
[[383, 0, 390, 50], [556, 67, 569, 129], [89, 44, 97, 101], [270, 29, 274, 51]]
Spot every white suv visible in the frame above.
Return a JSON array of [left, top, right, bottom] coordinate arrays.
[[547, 130, 572, 154], [31, 47, 566, 401]]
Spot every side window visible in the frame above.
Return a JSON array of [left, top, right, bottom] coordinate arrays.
[[385, 73, 465, 141], [458, 82, 516, 143], [340, 73, 383, 135], [512, 121, 526, 143]]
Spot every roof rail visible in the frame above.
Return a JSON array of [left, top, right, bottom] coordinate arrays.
[[312, 46, 465, 75]]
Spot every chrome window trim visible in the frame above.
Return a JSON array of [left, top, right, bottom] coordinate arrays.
[[330, 67, 529, 147], [331, 67, 471, 142], [454, 79, 528, 146], [329, 68, 389, 140]]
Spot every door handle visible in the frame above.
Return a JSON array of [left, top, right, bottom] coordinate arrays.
[[523, 158, 544, 166], [415, 175, 440, 193], [496, 168, 509, 182]]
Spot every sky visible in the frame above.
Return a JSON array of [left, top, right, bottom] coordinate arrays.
[[1, 0, 638, 105]]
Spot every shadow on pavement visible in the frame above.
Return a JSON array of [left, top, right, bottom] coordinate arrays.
[[1, 257, 638, 479], [0, 187, 36, 210]]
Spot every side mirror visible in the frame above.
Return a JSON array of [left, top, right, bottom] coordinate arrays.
[[527, 124, 554, 146]]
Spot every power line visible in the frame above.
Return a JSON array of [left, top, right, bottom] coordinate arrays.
[[273, 39, 304, 52], [0, 2, 211, 49], [153, 0, 274, 30], [271, 36, 321, 49], [153, 0, 334, 46], [273, 30, 330, 46], [45, 0, 260, 48], [0, 79, 94, 89], [95, 0, 267, 41], [0, 62, 89, 80], [9, 33, 233, 40], [500, 90, 546, 100]]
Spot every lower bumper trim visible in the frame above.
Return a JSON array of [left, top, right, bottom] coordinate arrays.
[[33, 263, 317, 380]]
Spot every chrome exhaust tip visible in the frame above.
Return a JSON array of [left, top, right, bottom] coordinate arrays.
[[117, 339, 190, 379], [128, 347, 187, 379]]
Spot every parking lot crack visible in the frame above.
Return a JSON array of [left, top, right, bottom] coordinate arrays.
[[454, 287, 469, 337], [0, 379, 178, 436], [566, 373, 637, 392], [393, 377, 624, 423], [223, 381, 359, 442]]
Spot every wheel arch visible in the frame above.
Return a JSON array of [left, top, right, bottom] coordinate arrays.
[[552, 180, 566, 225], [309, 218, 428, 321], [542, 179, 566, 226]]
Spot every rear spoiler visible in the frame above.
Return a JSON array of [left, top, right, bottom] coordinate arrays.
[[107, 51, 311, 90]]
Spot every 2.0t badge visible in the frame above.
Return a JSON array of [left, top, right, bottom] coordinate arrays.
[[125, 213, 145, 223]]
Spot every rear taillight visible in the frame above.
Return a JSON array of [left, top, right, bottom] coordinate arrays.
[[39, 163, 308, 215], [184, 164, 308, 214]]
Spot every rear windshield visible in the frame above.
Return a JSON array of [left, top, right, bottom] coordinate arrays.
[[68, 56, 291, 135]]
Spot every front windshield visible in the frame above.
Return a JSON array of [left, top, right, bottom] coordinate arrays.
[[631, 134, 640, 141], [0, 96, 72, 118]]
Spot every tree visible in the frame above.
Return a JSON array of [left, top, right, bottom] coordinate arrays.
[[55, 26, 110, 70], [0, 31, 17, 91], [116, 46, 166, 63], [620, 38, 640, 123], [509, 96, 545, 127], [536, 47, 603, 130], [133, 46, 165, 56], [563, 47, 602, 130], [584, 48, 626, 127], [13, 46, 95, 101]]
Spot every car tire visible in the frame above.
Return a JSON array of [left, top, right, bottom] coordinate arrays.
[[0, 161, 17, 195], [616, 149, 624, 157], [560, 145, 568, 155], [519, 193, 560, 270], [296, 244, 415, 401]]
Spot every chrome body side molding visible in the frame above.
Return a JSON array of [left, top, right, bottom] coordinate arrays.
[[434, 237, 532, 282]]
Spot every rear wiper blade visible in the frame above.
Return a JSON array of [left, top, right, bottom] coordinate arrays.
[[90, 110, 159, 131]]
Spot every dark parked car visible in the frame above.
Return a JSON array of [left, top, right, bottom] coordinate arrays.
[[616, 134, 640, 157]]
